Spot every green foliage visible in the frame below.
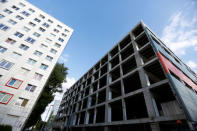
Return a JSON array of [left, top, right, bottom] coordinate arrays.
[[0, 125, 12, 131], [24, 63, 68, 128]]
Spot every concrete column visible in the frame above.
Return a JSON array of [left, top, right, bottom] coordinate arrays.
[[144, 89, 156, 118], [151, 123, 160, 131]]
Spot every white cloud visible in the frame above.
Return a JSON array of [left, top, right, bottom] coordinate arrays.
[[161, 3, 197, 56], [58, 53, 69, 63], [41, 77, 76, 121], [54, 77, 76, 100], [187, 60, 197, 69]]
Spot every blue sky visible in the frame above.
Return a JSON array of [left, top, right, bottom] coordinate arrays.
[[27, 0, 197, 121], [27, 0, 197, 81]]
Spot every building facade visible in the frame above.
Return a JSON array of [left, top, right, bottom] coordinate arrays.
[[0, 0, 73, 130], [54, 22, 197, 131]]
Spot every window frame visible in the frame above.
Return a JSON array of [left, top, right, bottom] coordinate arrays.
[[0, 91, 14, 104], [5, 77, 23, 89]]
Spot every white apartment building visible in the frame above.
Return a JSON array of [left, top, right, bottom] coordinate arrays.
[[0, 0, 73, 130]]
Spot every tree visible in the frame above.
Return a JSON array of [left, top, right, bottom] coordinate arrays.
[[24, 63, 68, 128]]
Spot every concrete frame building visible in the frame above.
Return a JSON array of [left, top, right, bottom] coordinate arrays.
[[0, 0, 73, 130], [54, 22, 197, 131]]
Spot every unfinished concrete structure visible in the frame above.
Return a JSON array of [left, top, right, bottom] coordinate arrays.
[[53, 22, 197, 131]]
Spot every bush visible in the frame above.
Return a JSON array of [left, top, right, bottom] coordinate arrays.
[[0, 125, 12, 131]]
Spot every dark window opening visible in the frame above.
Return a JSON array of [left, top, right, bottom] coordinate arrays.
[[90, 94, 96, 106], [110, 100, 123, 121], [98, 89, 106, 104], [110, 67, 120, 82], [96, 106, 105, 123], [123, 72, 142, 94], [95, 62, 100, 71], [122, 57, 137, 75], [87, 78, 91, 86], [150, 84, 181, 116], [125, 93, 148, 119], [144, 61, 166, 84], [139, 44, 156, 63], [110, 46, 119, 58], [101, 55, 108, 65], [92, 82, 98, 92], [94, 71, 99, 81], [101, 65, 107, 76], [135, 33, 149, 48], [120, 44, 134, 61], [109, 81, 122, 99], [99, 75, 107, 89], [132, 24, 144, 38], [85, 87, 90, 96], [79, 112, 85, 124], [119, 35, 131, 49], [88, 109, 94, 124], [82, 98, 88, 109], [110, 55, 120, 69]]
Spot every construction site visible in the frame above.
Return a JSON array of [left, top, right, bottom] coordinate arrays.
[[53, 22, 197, 131]]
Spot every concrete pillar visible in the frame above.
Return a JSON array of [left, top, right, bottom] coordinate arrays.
[[151, 123, 160, 131]]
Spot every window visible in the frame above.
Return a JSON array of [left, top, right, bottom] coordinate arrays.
[[40, 64, 48, 70], [29, 22, 36, 27], [0, 59, 14, 70], [0, 14, 5, 19], [5, 38, 16, 44], [54, 43, 61, 48], [40, 44, 48, 49], [6, 78, 23, 89], [25, 37, 35, 44], [45, 38, 52, 44], [15, 97, 28, 107], [19, 67, 30, 76], [50, 33, 56, 37], [27, 58, 37, 65], [4, 9, 12, 14], [16, 15, 24, 20], [0, 24, 9, 31], [14, 32, 24, 38], [50, 49, 57, 54], [12, 5, 20, 11], [65, 29, 69, 33], [34, 50, 43, 57], [39, 27, 45, 32], [39, 14, 45, 19], [28, 8, 35, 13], [21, 11, 30, 16], [25, 84, 36, 92], [22, 26, 30, 32], [11, 52, 21, 59], [58, 38, 64, 42], [62, 33, 67, 37], [19, 2, 25, 7], [33, 32, 41, 37], [34, 18, 41, 23], [0, 91, 13, 104], [48, 19, 53, 23], [57, 25, 62, 29], [54, 29, 59, 33], [0, 46, 7, 53], [42, 22, 50, 28], [8, 19, 17, 25], [45, 55, 53, 61], [19, 44, 29, 50], [33, 73, 43, 80]]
